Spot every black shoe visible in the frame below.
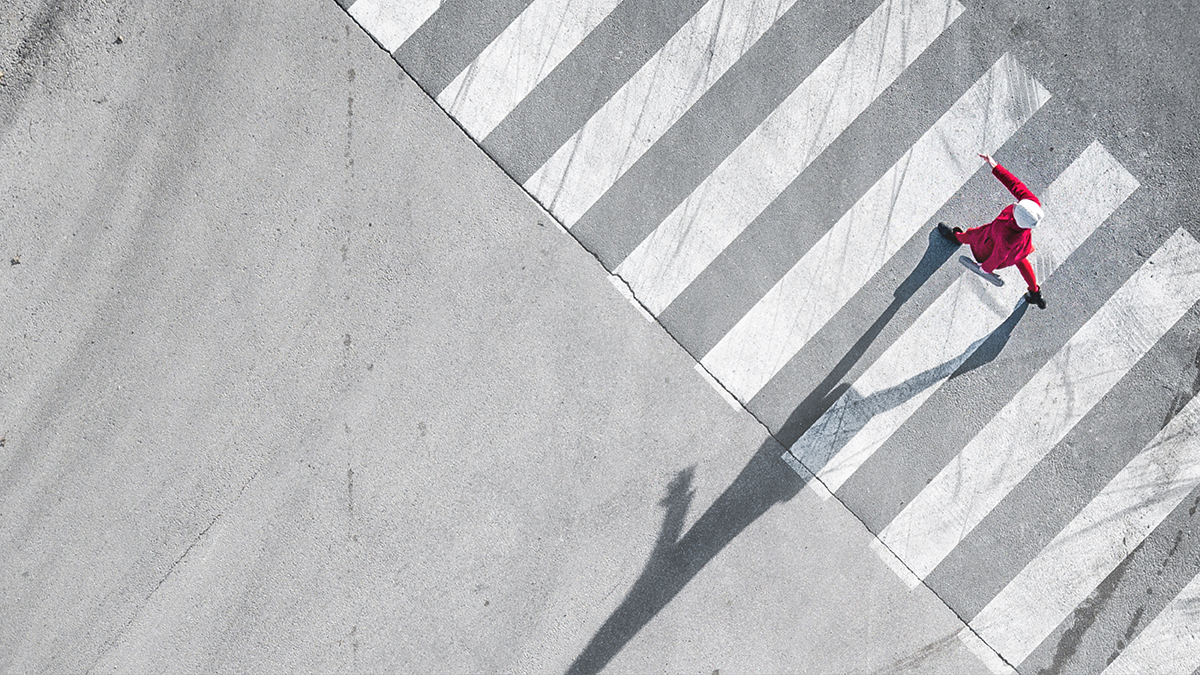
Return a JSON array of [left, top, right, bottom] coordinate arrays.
[[1025, 289, 1047, 309], [937, 222, 962, 243]]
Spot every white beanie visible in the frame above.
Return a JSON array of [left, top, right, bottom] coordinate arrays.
[[1013, 199, 1043, 229]]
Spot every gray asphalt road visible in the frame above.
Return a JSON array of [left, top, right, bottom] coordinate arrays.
[[0, 0, 998, 673], [340, 0, 1200, 673]]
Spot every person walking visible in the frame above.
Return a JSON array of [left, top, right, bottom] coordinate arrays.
[[937, 153, 1046, 309]]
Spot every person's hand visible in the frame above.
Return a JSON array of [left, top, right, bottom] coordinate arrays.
[[978, 153, 998, 168]]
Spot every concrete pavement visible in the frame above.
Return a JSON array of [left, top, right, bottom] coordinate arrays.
[[1, 0, 991, 672], [341, 1, 1200, 672]]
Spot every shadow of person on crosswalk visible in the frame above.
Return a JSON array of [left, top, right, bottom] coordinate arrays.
[[776, 229, 956, 447], [567, 234, 1030, 675], [791, 302, 1028, 478], [565, 439, 804, 675]]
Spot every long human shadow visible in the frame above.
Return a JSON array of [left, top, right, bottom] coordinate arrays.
[[790, 303, 1028, 476], [776, 230, 955, 447], [566, 233, 1030, 674], [565, 439, 805, 675]]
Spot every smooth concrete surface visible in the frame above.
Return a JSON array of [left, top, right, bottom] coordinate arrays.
[[337, 1, 1200, 673], [2, 0, 989, 672]]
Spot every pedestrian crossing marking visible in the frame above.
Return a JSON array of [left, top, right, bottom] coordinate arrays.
[[969, 377, 1200, 666], [348, 0, 442, 53], [701, 51, 1047, 402], [694, 363, 743, 412], [868, 537, 921, 589], [608, 274, 656, 324], [789, 141, 1138, 494], [1102, 568, 1200, 674], [438, 0, 624, 140], [880, 227, 1200, 581], [957, 626, 1017, 675], [615, 0, 966, 316], [338, 3, 1200, 667], [525, 0, 801, 228]]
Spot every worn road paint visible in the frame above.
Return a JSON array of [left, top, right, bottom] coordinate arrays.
[[438, 0, 623, 140], [525, 0, 802, 227], [1102, 567, 1200, 674], [608, 274, 656, 323], [701, 51, 1045, 402], [693, 362, 743, 412], [956, 627, 1017, 675], [880, 228, 1200, 581], [616, 0, 966, 316], [789, 141, 1137, 494], [348, 0, 442, 53], [869, 538, 922, 590], [968, 388, 1200, 666]]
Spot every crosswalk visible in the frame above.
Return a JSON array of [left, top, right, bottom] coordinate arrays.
[[613, 0, 964, 316], [794, 140, 1140, 495], [968, 380, 1200, 667], [881, 227, 1200, 581], [438, 0, 626, 139], [526, 0, 803, 228], [701, 51, 1048, 401], [342, 1, 1200, 671]]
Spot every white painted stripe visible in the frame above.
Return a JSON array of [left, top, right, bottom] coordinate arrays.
[[524, 0, 802, 227], [694, 363, 743, 412], [615, 0, 966, 316], [348, 0, 442, 53], [437, 0, 623, 139], [1104, 569, 1200, 675], [781, 451, 837, 500], [971, 384, 1200, 667], [880, 228, 1200, 581], [701, 52, 1047, 401], [869, 538, 921, 590], [780, 450, 815, 480], [608, 274, 656, 323], [792, 141, 1138, 494], [957, 627, 1017, 675]]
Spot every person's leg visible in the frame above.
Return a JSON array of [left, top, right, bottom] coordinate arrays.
[[969, 239, 993, 265]]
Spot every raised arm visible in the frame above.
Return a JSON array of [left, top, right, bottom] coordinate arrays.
[[979, 153, 1039, 204], [992, 164, 1039, 204]]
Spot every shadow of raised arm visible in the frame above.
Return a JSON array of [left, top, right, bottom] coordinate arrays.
[[565, 440, 802, 675]]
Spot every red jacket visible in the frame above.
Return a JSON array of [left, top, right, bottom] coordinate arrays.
[[958, 165, 1038, 273]]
